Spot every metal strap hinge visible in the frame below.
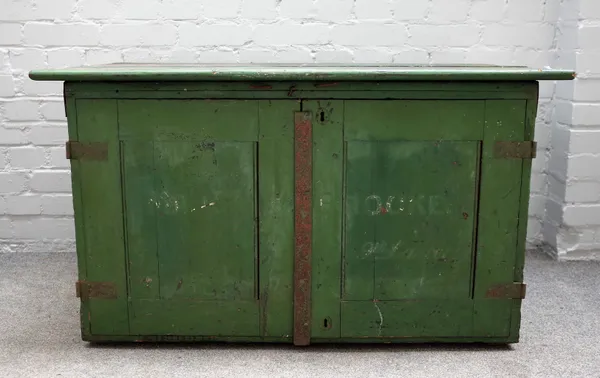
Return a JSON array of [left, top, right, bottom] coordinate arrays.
[[293, 111, 313, 347], [66, 141, 108, 161], [75, 281, 117, 300], [494, 141, 537, 159], [485, 283, 527, 299]]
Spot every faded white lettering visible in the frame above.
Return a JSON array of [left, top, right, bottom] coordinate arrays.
[[365, 193, 451, 215], [366, 195, 382, 216]]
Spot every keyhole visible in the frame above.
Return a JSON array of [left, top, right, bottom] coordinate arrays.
[[323, 317, 332, 329], [319, 111, 325, 122]]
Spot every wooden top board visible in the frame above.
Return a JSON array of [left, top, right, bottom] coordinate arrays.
[[29, 63, 576, 82]]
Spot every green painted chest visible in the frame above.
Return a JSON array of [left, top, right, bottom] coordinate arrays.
[[30, 64, 574, 344]]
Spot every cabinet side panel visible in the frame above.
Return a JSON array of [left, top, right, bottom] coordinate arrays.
[[516, 84, 539, 282], [76, 99, 129, 336], [510, 83, 539, 341], [65, 84, 91, 338], [473, 100, 526, 338]]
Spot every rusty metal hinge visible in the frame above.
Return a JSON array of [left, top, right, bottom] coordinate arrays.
[[494, 141, 537, 159], [66, 141, 108, 161], [485, 283, 527, 299], [75, 281, 117, 300]]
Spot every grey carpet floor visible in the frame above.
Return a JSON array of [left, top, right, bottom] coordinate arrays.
[[0, 251, 599, 378]]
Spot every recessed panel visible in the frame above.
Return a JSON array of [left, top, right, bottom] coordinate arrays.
[[343, 140, 480, 300]]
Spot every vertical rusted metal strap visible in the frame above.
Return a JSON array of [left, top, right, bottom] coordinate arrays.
[[293, 111, 312, 346]]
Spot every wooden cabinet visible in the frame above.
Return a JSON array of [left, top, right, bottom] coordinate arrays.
[[30, 65, 574, 344]]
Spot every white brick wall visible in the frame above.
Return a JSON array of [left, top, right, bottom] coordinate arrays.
[[0, 0, 597, 258], [542, 0, 600, 260]]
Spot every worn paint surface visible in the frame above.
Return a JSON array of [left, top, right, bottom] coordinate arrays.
[[75, 99, 129, 336], [64, 80, 541, 343], [472, 100, 527, 337], [104, 99, 295, 336], [65, 141, 108, 161], [257, 100, 296, 338], [308, 100, 344, 339], [337, 101, 482, 337], [311, 99, 528, 339], [344, 139, 479, 302], [120, 100, 259, 335]]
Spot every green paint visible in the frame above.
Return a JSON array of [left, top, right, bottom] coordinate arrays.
[[81, 334, 518, 343], [343, 140, 376, 300], [49, 70, 568, 344], [64, 80, 540, 93], [75, 99, 129, 335], [371, 141, 479, 301], [65, 92, 91, 338], [63, 81, 548, 101], [258, 100, 296, 337], [122, 141, 159, 300], [509, 87, 541, 342], [472, 100, 527, 338], [307, 100, 344, 338], [119, 100, 297, 336], [341, 300, 474, 338], [336, 102, 482, 338], [344, 100, 484, 141], [154, 141, 257, 301], [130, 300, 259, 336], [343, 140, 480, 302]]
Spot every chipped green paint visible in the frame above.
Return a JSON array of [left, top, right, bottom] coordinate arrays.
[[35, 66, 572, 344], [338, 101, 482, 338]]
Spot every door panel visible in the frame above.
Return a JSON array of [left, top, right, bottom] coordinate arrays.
[[341, 100, 484, 337], [124, 141, 257, 302], [309, 99, 522, 339], [155, 141, 257, 301], [75, 99, 129, 336], [118, 100, 295, 337], [343, 140, 480, 301]]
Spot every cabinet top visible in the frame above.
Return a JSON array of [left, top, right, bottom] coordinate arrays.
[[29, 63, 575, 82]]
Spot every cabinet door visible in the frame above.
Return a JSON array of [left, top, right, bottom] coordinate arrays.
[[308, 100, 526, 340], [72, 100, 129, 336], [114, 100, 295, 337]]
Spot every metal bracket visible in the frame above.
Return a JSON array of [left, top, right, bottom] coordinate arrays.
[[493, 141, 537, 159], [293, 111, 313, 346], [76, 281, 117, 300], [66, 141, 108, 161], [485, 283, 526, 299]]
